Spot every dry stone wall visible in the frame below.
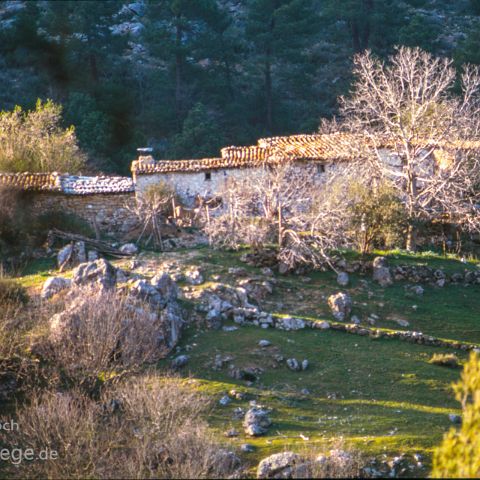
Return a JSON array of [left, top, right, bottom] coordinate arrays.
[[30, 192, 139, 238]]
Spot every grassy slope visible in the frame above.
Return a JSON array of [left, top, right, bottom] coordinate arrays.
[[16, 248, 480, 475]]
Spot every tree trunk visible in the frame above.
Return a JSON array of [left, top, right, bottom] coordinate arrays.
[[406, 224, 417, 252], [265, 56, 273, 133], [350, 20, 361, 53], [174, 16, 183, 124]]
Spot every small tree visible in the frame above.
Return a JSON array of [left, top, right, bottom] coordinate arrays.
[[348, 181, 407, 254], [432, 352, 480, 478], [0, 99, 86, 173], [340, 46, 480, 251], [130, 182, 176, 249]]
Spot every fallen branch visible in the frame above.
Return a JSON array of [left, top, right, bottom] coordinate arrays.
[[49, 229, 133, 258]]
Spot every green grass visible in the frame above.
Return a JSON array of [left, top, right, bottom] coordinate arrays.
[[152, 246, 479, 475], [167, 324, 464, 474], [13, 246, 479, 476]]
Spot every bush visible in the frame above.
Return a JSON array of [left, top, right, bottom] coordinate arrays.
[[0, 99, 86, 173], [432, 352, 480, 477], [347, 181, 407, 254], [1, 375, 239, 479], [0, 278, 28, 307], [428, 353, 461, 368], [37, 287, 173, 393]]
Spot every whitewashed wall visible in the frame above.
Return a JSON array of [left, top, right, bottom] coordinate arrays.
[[135, 167, 263, 206]]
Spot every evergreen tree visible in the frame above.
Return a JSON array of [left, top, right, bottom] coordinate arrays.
[[246, 0, 319, 133]]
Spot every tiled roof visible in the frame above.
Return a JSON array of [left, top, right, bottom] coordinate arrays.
[[0, 172, 62, 191], [131, 133, 480, 175], [258, 133, 366, 160], [0, 172, 134, 195]]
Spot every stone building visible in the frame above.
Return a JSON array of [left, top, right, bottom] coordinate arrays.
[[0, 172, 137, 237], [131, 133, 480, 206], [131, 134, 367, 206]]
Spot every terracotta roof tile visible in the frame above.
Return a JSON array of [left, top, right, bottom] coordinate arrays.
[[0, 172, 62, 191], [131, 133, 480, 175]]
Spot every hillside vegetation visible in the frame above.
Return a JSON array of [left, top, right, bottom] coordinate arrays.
[[1, 0, 480, 172]]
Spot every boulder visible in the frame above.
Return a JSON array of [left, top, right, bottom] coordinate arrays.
[[286, 358, 301, 371], [150, 273, 178, 302], [259, 339, 271, 347], [129, 279, 162, 304], [257, 452, 302, 479], [243, 406, 272, 436], [171, 354, 189, 369], [57, 244, 73, 268], [327, 292, 352, 321], [185, 268, 204, 285], [41, 276, 72, 300], [73, 241, 87, 264], [276, 316, 306, 331], [119, 243, 138, 255], [72, 258, 117, 290], [372, 257, 393, 287]]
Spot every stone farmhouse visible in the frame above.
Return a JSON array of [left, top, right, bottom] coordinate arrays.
[[131, 133, 480, 206], [2, 133, 479, 235], [131, 133, 368, 206]]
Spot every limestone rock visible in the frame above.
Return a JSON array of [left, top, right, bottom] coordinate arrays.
[[41, 276, 72, 300], [276, 316, 306, 331], [119, 243, 138, 255], [72, 258, 117, 289], [327, 292, 352, 321], [372, 257, 393, 287], [185, 268, 204, 285], [241, 443, 255, 453], [150, 272, 178, 302], [243, 406, 272, 436], [57, 244, 73, 268], [171, 354, 189, 369], [286, 358, 301, 371], [257, 452, 301, 479]]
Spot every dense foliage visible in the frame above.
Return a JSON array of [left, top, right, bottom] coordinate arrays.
[[432, 352, 480, 478], [1, 0, 479, 173], [0, 99, 85, 173]]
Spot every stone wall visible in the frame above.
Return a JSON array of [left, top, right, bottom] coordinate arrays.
[[29, 192, 139, 239], [135, 167, 264, 206], [134, 162, 331, 206]]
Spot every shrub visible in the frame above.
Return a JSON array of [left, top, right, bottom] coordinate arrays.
[[0, 99, 86, 173], [0, 278, 28, 307], [1, 375, 239, 479], [432, 352, 480, 477], [428, 353, 461, 368], [347, 181, 407, 254], [37, 287, 173, 393]]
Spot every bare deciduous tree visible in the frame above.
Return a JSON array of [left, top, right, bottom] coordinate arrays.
[[128, 182, 176, 249], [340, 46, 480, 251]]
